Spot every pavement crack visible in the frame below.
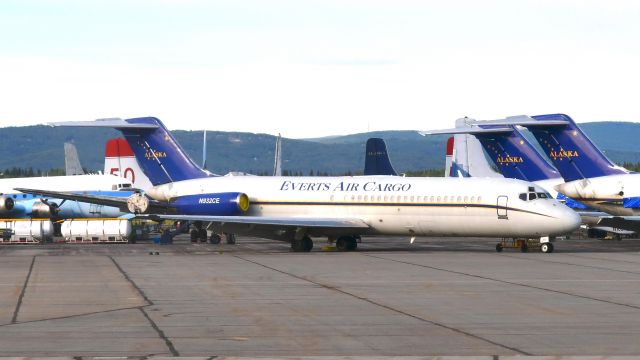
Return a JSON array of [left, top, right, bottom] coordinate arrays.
[[109, 255, 153, 306], [109, 256, 178, 356], [233, 254, 529, 356], [12, 256, 35, 324], [139, 307, 180, 356], [366, 253, 640, 311]]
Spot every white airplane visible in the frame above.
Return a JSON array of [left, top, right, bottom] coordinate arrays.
[[17, 117, 580, 253]]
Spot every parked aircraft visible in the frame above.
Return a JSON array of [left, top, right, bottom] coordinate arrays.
[[424, 116, 639, 237], [15, 117, 581, 253], [472, 114, 639, 217]]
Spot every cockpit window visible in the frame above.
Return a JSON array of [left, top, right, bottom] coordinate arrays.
[[537, 192, 548, 199], [519, 193, 527, 201], [528, 193, 537, 201]]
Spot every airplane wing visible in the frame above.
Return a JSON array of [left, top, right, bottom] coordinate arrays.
[[14, 187, 170, 214], [140, 214, 370, 229], [15, 187, 371, 231]]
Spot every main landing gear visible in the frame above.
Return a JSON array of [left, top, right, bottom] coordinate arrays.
[[291, 236, 313, 252], [336, 235, 358, 251], [495, 238, 554, 253]]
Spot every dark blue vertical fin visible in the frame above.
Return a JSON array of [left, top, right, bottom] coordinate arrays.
[[119, 117, 210, 185], [525, 114, 628, 182], [475, 125, 561, 182], [364, 138, 398, 176]]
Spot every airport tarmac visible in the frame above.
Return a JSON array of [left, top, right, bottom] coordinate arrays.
[[0, 235, 638, 357]]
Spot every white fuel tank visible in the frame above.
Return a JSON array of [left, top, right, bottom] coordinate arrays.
[[61, 219, 131, 243], [0, 219, 54, 243]]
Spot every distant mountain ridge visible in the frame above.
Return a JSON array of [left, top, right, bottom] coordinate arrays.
[[0, 122, 637, 174]]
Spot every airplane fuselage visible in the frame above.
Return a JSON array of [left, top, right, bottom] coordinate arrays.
[[147, 176, 579, 238]]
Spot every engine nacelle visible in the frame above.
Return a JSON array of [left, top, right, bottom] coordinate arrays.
[[0, 197, 15, 214], [171, 192, 250, 216], [31, 201, 59, 218]]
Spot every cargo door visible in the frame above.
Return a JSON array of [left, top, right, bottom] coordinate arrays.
[[497, 195, 508, 220]]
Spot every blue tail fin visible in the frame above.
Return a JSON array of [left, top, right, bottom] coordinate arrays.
[[474, 125, 561, 182], [523, 114, 628, 182], [364, 138, 398, 176], [118, 117, 210, 185], [51, 117, 210, 186]]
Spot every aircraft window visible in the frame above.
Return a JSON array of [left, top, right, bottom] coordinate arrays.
[[112, 185, 117, 190], [358, 195, 362, 201], [470, 196, 475, 203], [13, 195, 17, 198], [384, 195, 388, 202], [351, 195, 355, 201], [390, 195, 395, 202], [364, 195, 369, 202], [519, 193, 527, 201], [330, 195, 334, 201], [477, 196, 482, 203], [457, 196, 462, 202], [122, 184, 131, 188], [417, 196, 422, 202], [528, 193, 537, 201], [377, 195, 381, 202], [464, 196, 468, 203], [537, 192, 548, 199], [402, 195, 406, 202], [22, 194, 27, 198], [437, 196, 441, 202], [443, 196, 448, 203], [410, 196, 414, 202]]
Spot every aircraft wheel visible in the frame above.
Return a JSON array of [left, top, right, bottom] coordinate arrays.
[[199, 229, 208, 242], [190, 229, 199, 242], [520, 241, 528, 253], [210, 234, 222, 244], [336, 236, 356, 251], [302, 236, 313, 252], [495, 243, 503, 252], [225, 233, 237, 244], [541, 242, 554, 253]]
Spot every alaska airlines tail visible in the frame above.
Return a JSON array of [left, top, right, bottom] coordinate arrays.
[[55, 117, 210, 186], [363, 138, 398, 176], [522, 114, 629, 182], [472, 125, 561, 182]]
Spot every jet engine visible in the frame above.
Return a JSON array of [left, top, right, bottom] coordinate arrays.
[[171, 192, 250, 216], [30, 200, 59, 218], [0, 197, 15, 214]]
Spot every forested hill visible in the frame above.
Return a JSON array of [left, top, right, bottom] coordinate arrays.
[[0, 122, 638, 175]]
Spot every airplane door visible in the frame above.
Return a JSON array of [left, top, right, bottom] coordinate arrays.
[[496, 195, 508, 220]]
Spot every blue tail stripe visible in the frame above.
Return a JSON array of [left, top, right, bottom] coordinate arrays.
[[528, 114, 628, 182]]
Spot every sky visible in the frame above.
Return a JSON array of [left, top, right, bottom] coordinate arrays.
[[1, 0, 640, 138]]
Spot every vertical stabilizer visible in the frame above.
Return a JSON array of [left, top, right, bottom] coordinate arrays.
[[64, 142, 85, 176], [525, 114, 629, 181], [273, 133, 282, 176], [364, 138, 398, 176], [104, 138, 153, 190]]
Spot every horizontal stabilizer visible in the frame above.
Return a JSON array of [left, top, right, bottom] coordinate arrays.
[[50, 118, 159, 129], [473, 115, 569, 127], [420, 127, 513, 136]]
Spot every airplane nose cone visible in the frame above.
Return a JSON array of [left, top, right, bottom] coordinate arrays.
[[556, 205, 581, 235]]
